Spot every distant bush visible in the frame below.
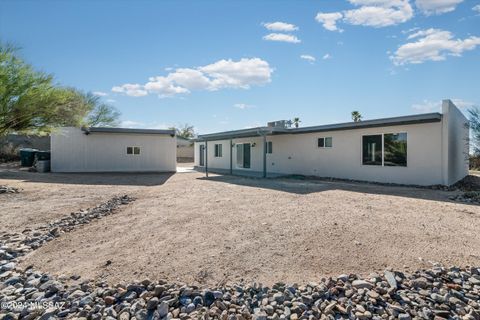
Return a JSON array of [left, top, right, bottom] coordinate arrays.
[[0, 143, 20, 162], [470, 155, 480, 170]]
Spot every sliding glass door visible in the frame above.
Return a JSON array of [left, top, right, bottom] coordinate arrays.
[[236, 143, 251, 168]]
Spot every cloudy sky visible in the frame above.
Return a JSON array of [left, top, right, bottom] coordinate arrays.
[[1, 0, 479, 133]]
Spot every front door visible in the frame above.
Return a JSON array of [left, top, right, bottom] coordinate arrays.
[[199, 145, 205, 166], [236, 143, 251, 168]]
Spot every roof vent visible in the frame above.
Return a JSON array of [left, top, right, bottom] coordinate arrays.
[[267, 120, 291, 128]]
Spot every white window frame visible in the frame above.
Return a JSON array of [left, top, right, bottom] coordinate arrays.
[[127, 146, 141, 155], [361, 132, 407, 167], [214, 143, 223, 157], [317, 137, 333, 149]]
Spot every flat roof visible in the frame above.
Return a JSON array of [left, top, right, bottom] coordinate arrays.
[[196, 112, 442, 141], [82, 127, 176, 135]]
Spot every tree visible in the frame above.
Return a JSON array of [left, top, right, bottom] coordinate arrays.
[[0, 44, 92, 135], [169, 123, 195, 139], [83, 93, 120, 127], [468, 107, 480, 155], [292, 117, 301, 128], [351, 111, 362, 122]]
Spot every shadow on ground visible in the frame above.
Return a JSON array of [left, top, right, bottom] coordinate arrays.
[[198, 174, 479, 205], [0, 163, 174, 186]]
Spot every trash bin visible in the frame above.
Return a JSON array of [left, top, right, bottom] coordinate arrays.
[[19, 148, 38, 167], [35, 151, 51, 161], [36, 160, 51, 173]]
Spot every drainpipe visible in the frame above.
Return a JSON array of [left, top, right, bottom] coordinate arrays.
[[205, 140, 208, 178], [230, 139, 233, 175]]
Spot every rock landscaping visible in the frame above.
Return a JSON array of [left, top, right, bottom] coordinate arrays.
[[0, 186, 19, 194], [1, 263, 479, 319]]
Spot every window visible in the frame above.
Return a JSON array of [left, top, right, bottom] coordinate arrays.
[[214, 144, 223, 157], [384, 133, 407, 167], [267, 141, 273, 154], [127, 146, 141, 155], [362, 133, 407, 167], [318, 137, 332, 148], [362, 135, 382, 165]]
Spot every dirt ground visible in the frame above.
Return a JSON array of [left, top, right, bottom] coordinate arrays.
[[1, 163, 480, 286]]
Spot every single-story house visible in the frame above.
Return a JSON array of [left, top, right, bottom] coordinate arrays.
[[193, 100, 469, 186], [51, 127, 177, 172]]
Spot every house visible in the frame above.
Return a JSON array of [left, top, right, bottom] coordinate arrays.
[[51, 127, 177, 172], [176, 136, 194, 162], [193, 100, 469, 186]]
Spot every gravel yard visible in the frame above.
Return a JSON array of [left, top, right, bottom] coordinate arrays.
[[1, 164, 479, 287]]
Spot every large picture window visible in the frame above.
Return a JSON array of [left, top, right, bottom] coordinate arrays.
[[362, 135, 382, 165], [362, 133, 407, 167], [384, 133, 407, 166]]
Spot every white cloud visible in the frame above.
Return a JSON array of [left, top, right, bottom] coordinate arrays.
[[315, 12, 344, 31], [112, 84, 148, 97], [92, 91, 108, 97], [112, 58, 273, 98], [415, 0, 463, 15], [412, 98, 475, 112], [316, 0, 413, 31], [322, 53, 332, 59], [412, 99, 441, 112], [391, 28, 480, 65], [300, 54, 316, 62], [474, 4, 480, 13], [263, 21, 299, 32], [262, 33, 301, 43], [234, 103, 255, 109]]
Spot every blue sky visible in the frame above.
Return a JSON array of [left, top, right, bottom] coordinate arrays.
[[1, 0, 479, 134]]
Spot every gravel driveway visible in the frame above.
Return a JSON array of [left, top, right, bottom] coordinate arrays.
[[1, 164, 479, 286]]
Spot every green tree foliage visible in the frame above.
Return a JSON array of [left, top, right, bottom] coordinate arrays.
[[169, 123, 195, 139], [292, 117, 301, 128], [83, 93, 120, 127], [468, 107, 480, 155], [0, 43, 120, 135], [351, 111, 362, 122]]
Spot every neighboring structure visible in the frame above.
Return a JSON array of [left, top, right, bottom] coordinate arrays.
[[176, 136, 194, 162], [51, 127, 176, 172], [194, 100, 469, 186]]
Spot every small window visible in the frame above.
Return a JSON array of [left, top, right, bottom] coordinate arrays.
[[318, 137, 332, 148], [267, 141, 273, 154], [384, 133, 407, 167], [214, 144, 222, 157], [362, 135, 382, 165], [325, 137, 333, 148], [127, 146, 141, 155]]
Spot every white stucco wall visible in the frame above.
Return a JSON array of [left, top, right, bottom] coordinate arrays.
[[51, 127, 176, 172], [442, 100, 469, 185], [194, 101, 468, 186]]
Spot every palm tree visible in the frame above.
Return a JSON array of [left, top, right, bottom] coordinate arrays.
[[351, 111, 362, 122], [292, 117, 301, 128]]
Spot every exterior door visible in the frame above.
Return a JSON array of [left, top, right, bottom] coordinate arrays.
[[199, 145, 205, 166], [243, 143, 251, 168]]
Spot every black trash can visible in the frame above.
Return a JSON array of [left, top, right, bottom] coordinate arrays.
[[19, 148, 38, 167], [35, 151, 51, 161]]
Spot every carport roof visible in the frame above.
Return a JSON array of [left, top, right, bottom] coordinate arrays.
[[82, 127, 176, 135], [194, 112, 442, 141]]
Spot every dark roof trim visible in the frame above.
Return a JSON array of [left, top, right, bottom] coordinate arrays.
[[195, 112, 442, 141], [288, 113, 442, 134], [195, 126, 288, 141], [82, 127, 176, 136]]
